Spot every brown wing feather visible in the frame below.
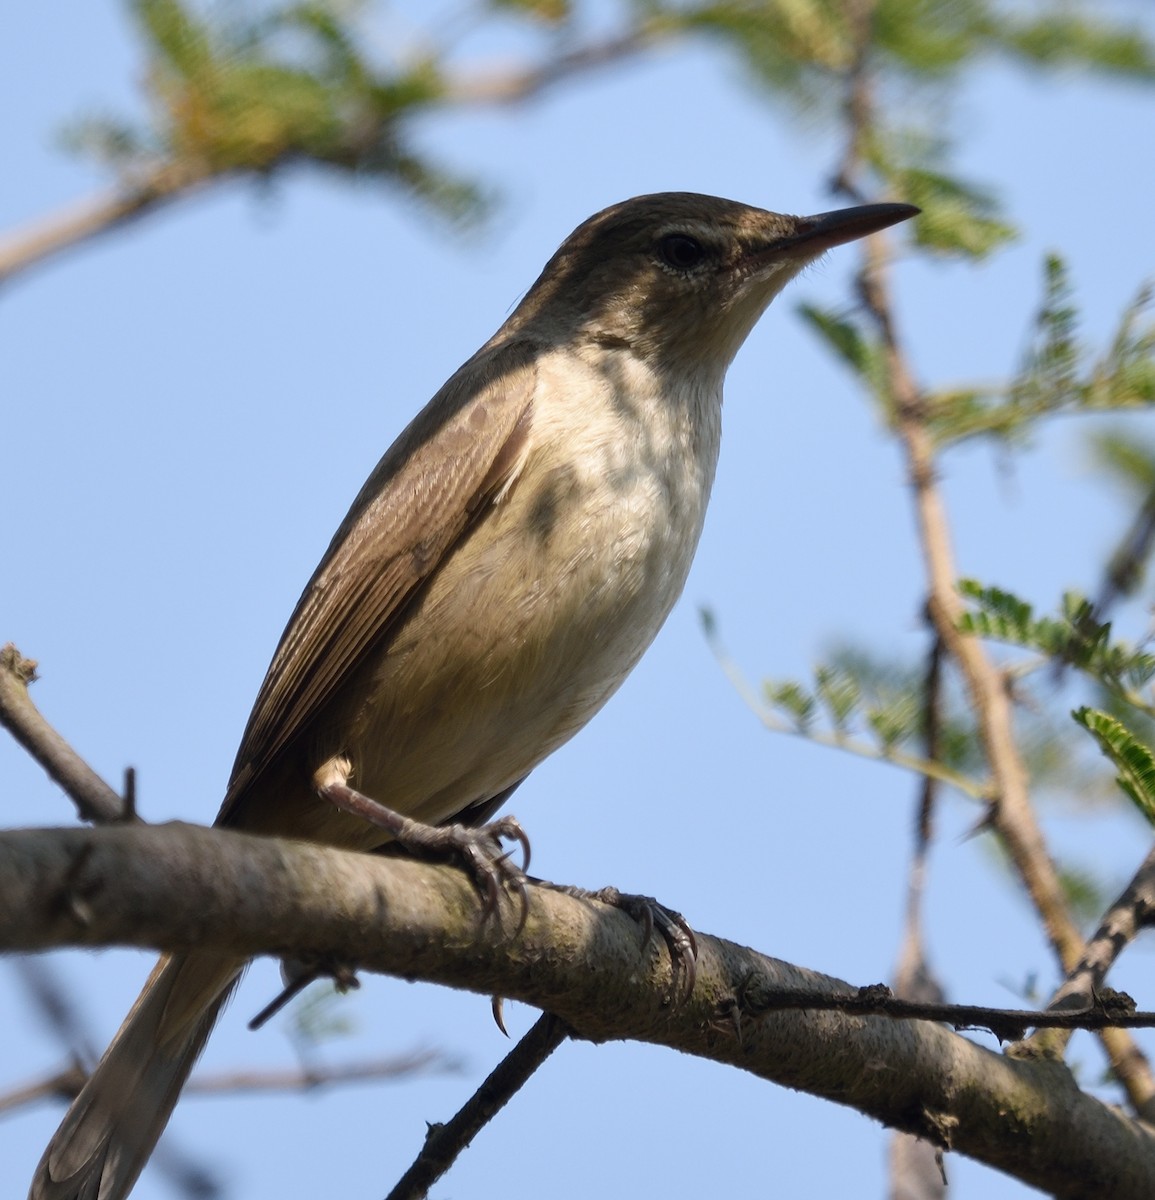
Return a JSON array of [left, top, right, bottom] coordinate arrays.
[[217, 338, 539, 823]]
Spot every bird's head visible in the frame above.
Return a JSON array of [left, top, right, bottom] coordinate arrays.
[[507, 191, 918, 378]]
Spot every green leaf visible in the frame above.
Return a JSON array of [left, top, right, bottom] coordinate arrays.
[[1086, 282, 1155, 411], [814, 665, 860, 731], [764, 679, 816, 731], [874, 0, 990, 75], [1011, 253, 1080, 406], [133, 0, 215, 77], [60, 0, 487, 228], [923, 264, 1155, 448], [957, 579, 1035, 643], [865, 693, 918, 751], [676, 1, 851, 108], [895, 164, 1016, 260], [1090, 429, 1155, 498], [796, 303, 881, 380], [1073, 707, 1155, 825], [489, 0, 572, 21], [998, 13, 1155, 81]]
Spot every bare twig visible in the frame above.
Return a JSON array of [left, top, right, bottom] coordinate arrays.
[[0, 1049, 456, 1115], [1095, 486, 1155, 621], [1045, 846, 1155, 1017], [0, 162, 216, 286], [706, 632, 989, 799], [441, 27, 661, 106], [15, 958, 99, 1068], [0, 645, 128, 823], [187, 1050, 460, 1096], [1021, 844, 1155, 1120], [0, 1065, 88, 1116], [888, 633, 948, 1200], [900, 632, 945, 983], [385, 1013, 569, 1200], [742, 981, 1152, 1038]]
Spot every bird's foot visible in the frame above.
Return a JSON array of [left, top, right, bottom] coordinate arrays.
[[249, 956, 360, 1030], [553, 883, 698, 1002], [320, 780, 531, 924]]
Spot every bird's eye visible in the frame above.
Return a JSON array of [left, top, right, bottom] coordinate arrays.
[[658, 234, 706, 271]]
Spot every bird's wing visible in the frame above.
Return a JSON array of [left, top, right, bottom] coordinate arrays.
[[217, 338, 538, 823]]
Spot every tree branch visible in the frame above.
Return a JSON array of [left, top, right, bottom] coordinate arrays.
[[856, 230, 1155, 1116], [0, 1051, 454, 1117], [0, 163, 218, 287], [888, 631, 948, 1200], [0, 27, 661, 287], [3, 822, 1155, 1198], [385, 1013, 569, 1200], [0, 644, 129, 823], [440, 27, 661, 106], [825, 10, 1155, 1112], [1021, 842, 1155, 1113]]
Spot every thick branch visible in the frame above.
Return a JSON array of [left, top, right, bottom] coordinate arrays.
[[2, 822, 1154, 1198]]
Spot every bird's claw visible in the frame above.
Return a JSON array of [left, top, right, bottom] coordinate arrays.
[[420, 816, 532, 931], [570, 885, 698, 1003], [322, 781, 531, 928]]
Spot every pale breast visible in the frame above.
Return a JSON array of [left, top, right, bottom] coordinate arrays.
[[323, 346, 724, 838]]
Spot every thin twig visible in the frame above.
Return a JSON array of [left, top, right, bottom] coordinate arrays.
[[707, 632, 988, 799], [893, 631, 946, 1004], [1046, 846, 1155, 1016], [0, 644, 128, 823], [1095, 487, 1155, 622], [188, 1050, 461, 1096], [0, 1065, 87, 1115], [861, 157, 1080, 973], [888, 632, 949, 1200], [0, 162, 216, 286], [0, 1046, 457, 1115], [1023, 844, 1155, 1120], [441, 27, 660, 106], [738, 981, 1153, 1041], [385, 1013, 569, 1200]]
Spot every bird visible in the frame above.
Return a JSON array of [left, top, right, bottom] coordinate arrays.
[[31, 191, 918, 1199]]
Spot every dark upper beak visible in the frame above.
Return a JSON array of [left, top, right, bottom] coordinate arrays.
[[778, 202, 920, 257]]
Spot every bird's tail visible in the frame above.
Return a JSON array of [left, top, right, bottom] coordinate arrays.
[[30, 950, 245, 1200]]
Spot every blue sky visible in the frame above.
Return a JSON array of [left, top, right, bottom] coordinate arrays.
[[3, 3, 1155, 1198]]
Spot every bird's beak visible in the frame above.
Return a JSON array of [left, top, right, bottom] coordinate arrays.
[[773, 202, 920, 261]]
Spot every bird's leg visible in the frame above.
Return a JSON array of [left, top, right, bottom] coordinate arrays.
[[315, 761, 531, 921], [547, 883, 698, 1003], [248, 957, 360, 1030]]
